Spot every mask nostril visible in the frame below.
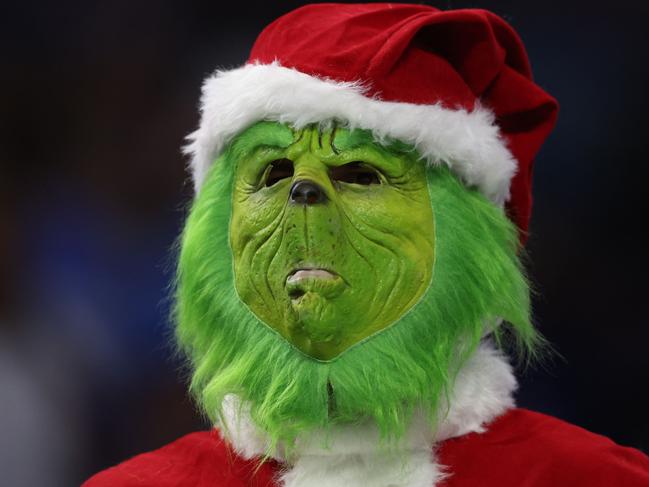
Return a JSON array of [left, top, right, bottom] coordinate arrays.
[[290, 180, 327, 205]]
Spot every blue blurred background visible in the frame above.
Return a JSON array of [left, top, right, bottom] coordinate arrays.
[[1, 1, 648, 485]]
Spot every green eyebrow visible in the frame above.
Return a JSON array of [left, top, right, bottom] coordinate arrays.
[[230, 121, 294, 159], [333, 127, 414, 156], [332, 128, 376, 152]]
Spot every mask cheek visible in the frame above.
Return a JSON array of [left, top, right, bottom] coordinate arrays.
[[231, 198, 288, 319]]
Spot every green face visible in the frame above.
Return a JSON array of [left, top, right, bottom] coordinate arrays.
[[177, 121, 535, 449], [230, 122, 435, 360]]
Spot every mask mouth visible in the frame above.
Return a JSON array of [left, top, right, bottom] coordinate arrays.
[[285, 267, 345, 301], [286, 268, 337, 284]]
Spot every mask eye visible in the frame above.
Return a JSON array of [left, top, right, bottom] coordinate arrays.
[[265, 158, 294, 187], [330, 161, 380, 185]]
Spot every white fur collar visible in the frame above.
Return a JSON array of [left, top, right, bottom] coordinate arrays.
[[218, 341, 516, 487]]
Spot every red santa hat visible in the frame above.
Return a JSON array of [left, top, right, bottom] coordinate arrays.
[[185, 3, 558, 241]]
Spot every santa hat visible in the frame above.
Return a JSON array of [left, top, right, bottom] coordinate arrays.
[[185, 3, 558, 241]]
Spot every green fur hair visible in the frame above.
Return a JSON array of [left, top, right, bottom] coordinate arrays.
[[174, 125, 540, 454]]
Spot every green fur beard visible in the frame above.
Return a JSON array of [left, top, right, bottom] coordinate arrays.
[[175, 122, 539, 453]]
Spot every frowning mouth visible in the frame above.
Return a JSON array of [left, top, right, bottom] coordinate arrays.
[[285, 267, 345, 300], [286, 268, 338, 284]]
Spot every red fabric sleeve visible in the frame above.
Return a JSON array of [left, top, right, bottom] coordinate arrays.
[[438, 408, 649, 486], [84, 409, 649, 486], [82, 430, 280, 487]]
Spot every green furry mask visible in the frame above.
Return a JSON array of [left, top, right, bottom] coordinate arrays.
[[175, 121, 538, 452]]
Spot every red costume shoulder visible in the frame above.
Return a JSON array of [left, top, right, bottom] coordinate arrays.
[[84, 409, 649, 486], [438, 408, 649, 486], [82, 430, 280, 487]]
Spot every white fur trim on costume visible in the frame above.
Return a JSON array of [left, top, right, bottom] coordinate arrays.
[[218, 341, 516, 487], [184, 62, 517, 207], [280, 448, 444, 487], [434, 341, 516, 442]]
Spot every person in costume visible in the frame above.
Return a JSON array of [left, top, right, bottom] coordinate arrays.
[[85, 4, 649, 486]]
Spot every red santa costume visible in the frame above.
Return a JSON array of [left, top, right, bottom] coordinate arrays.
[[85, 344, 649, 486], [85, 4, 649, 486]]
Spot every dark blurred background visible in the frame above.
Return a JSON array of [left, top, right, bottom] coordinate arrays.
[[1, 1, 648, 485]]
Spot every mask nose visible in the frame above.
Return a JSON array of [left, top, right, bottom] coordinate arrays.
[[289, 180, 327, 205]]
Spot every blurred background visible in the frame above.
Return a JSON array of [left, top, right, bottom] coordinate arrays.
[[1, 1, 648, 485]]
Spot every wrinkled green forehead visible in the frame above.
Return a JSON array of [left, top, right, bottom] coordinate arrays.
[[227, 121, 415, 162]]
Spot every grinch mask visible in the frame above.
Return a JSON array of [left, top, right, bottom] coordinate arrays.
[[230, 122, 435, 360], [175, 121, 537, 451]]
